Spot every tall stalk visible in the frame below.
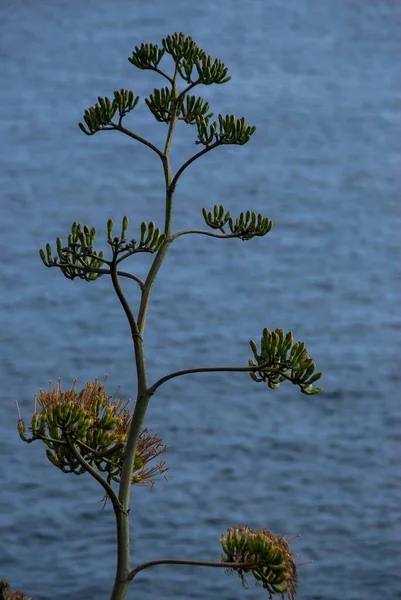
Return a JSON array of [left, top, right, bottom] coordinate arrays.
[[110, 74, 181, 598]]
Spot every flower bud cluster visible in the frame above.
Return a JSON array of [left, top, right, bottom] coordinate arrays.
[[221, 527, 297, 599], [249, 328, 322, 395], [202, 205, 273, 240], [17, 380, 167, 487]]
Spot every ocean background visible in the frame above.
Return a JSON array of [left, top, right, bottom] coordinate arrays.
[[0, 1, 400, 599]]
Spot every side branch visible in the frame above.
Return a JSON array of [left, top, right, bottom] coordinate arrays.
[[129, 558, 262, 581], [177, 80, 200, 100], [110, 123, 164, 158], [110, 263, 142, 341], [170, 229, 239, 241], [137, 240, 171, 335], [47, 264, 145, 288], [65, 435, 122, 512], [151, 66, 174, 84], [148, 363, 271, 395], [171, 141, 221, 189]]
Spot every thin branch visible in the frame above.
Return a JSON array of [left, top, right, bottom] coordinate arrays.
[[33, 433, 68, 446], [81, 251, 112, 266], [109, 123, 164, 158], [129, 558, 262, 581], [110, 261, 142, 342], [76, 439, 125, 460], [46, 265, 109, 276], [148, 65, 174, 84], [177, 80, 200, 101], [137, 241, 171, 334], [47, 264, 145, 289], [65, 435, 122, 513], [170, 229, 239, 241], [118, 271, 145, 288], [148, 362, 271, 395], [115, 248, 154, 263], [171, 140, 221, 189]]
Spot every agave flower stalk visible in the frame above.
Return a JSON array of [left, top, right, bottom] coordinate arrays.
[[17, 31, 323, 600]]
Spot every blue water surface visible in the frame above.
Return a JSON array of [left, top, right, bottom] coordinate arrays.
[[0, 1, 400, 599]]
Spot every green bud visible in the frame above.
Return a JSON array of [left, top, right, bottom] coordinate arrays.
[[107, 219, 114, 241], [31, 412, 40, 434], [17, 419, 28, 441], [121, 216, 129, 240], [302, 384, 322, 395], [249, 339, 258, 359], [55, 237, 63, 258], [261, 329, 271, 356], [282, 331, 293, 356], [46, 449, 59, 467], [306, 371, 323, 385], [270, 331, 279, 355], [39, 248, 47, 265], [144, 222, 155, 246], [140, 221, 147, 243]]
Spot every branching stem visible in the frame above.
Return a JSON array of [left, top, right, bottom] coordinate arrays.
[[65, 435, 121, 511], [171, 229, 239, 241], [110, 261, 141, 343], [129, 558, 262, 581], [171, 141, 221, 190], [46, 264, 145, 288], [148, 66, 174, 84], [111, 123, 163, 158], [148, 362, 272, 395]]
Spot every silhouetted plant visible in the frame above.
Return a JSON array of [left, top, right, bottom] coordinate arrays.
[[15, 32, 322, 600]]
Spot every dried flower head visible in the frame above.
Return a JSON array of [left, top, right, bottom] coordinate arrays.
[[221, 526, 297, 599], [0, 580, 35, 600], [17, 379, 167, 487]]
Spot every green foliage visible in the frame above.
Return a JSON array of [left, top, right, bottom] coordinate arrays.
[[78, 95, 118, 135], [145, 86, 173, 123], [193, 54, 230, 85], [162, 32, 205, 64], [79, 89, 139, 135], [249, 328, 322, 395], [39, 222, 106, 281], [107, 216, 166, 255], [40, 217, 166, 281], [202, 204, 232, 230], [113, 89, 140, 119], [128, 42, 165, 70], [196, 114, 256, 146], [161, 32, 231, 85], [79, 32, 248, 147], [202, 205, 273, 240], [228, 210, 273, 239], [177, 94, 213, 125]]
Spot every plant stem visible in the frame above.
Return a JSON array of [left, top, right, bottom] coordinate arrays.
[[136, 239, 171, 336], [170, 229, 239, 241], [129, 558, 262, 580], [170, 140, 220, 190], [148, 362, 272, 395], [110, 69, 181, 600], [109, 259, 146, 600], [137, 68, 180, 335], [65, 436, 120, 508]]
